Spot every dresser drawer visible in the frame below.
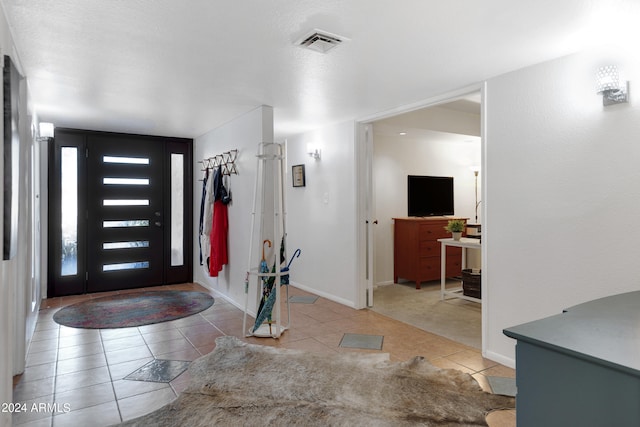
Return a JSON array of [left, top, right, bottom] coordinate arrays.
[[419, 223, 443, 239], [419, 257, 440, 276], [418, 241, 462, 257], [418, 240, 440, 256], [445, 256, 463, 277], [446, 246, 462, 257], [417, 255, 464, 280]]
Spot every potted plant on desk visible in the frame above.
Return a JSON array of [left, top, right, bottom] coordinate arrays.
[[445, 219, 465, 241]]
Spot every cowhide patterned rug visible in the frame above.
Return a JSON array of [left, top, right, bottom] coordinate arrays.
[[117, 336, 514, 426]]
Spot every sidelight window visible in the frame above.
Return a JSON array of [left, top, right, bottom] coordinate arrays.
[[60, 147, 78, 276], [170, 153, 184, 266]]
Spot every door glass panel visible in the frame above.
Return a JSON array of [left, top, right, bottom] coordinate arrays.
[[61, 147, 78, 276], [103, 261, 150, 271], [103, 177, 150, 185], [103, 156, 149, 164], [103, 241, 150, 250], [103, 199, 150, 206], [103, 219, 150, 228], [170, 153, 184, 266]]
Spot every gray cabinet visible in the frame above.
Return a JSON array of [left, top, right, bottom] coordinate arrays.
[[504, 291, 640, 427]]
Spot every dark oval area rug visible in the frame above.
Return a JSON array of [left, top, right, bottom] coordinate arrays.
[[53, 291, 215, 329]]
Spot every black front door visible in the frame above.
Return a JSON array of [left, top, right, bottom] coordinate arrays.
[[48, 129, 192, 297], [86, 134, 165, 292]]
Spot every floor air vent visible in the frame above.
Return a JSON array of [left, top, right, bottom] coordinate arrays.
[[297, 29, 345, 53]]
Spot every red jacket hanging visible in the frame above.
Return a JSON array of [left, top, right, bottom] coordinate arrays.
[[209, 202, 229, 278], [209, 166, 230, 277]]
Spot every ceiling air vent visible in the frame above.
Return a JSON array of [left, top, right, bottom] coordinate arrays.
[[297, 29, 346, 53]]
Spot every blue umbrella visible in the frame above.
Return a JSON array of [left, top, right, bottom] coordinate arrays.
[[256, 239, 272, 333], [280, 249, 301, 285], [259, 240, 272, 329], [253, 248, 302, 333]]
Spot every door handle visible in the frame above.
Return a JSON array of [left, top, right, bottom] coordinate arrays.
[[155, 221, 162, 227], [155, 211, 161, 217]]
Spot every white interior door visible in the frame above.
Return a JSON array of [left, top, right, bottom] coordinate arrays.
[[360, 123, 375, 307]]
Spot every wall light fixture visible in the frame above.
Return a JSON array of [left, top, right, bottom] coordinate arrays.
[[39, 122, 54, 138], [306, 143, 321, 160], [596, 65, 628, 106]]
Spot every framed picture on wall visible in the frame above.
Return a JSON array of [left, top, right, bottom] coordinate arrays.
[[292, 164, 305, 187]]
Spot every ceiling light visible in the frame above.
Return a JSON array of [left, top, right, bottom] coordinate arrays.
[[399, 132, 407, 136]]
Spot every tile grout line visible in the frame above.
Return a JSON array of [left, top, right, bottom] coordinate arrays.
[[102, 328, 124, 424], [48, 323, 61, 427]]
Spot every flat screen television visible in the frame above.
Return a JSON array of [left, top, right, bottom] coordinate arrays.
[[407, 175, 454, 217]]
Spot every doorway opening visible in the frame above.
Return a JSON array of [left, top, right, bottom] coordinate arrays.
[[48, 129, 193, 297], [359, 88, 484, 349]]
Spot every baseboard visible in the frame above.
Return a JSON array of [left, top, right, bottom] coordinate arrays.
[[195, 280, 255, 316], [197, 280, 358, 314], [375, 280, 394, 288], [288, 281, 357, 309], [483, 350, 515, 370]]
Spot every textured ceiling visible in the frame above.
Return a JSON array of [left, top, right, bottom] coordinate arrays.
[[1, 0, 638, 139]]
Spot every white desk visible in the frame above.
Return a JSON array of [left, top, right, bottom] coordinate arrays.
[[438, 238, 482, 303]]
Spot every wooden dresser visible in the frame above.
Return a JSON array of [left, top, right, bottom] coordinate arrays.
[[393, 217, 465, 289]]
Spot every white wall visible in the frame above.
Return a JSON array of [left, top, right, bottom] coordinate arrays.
[[193, 111, 360, 311], [372, 130, 481, 285], [193, 106, 274, 317], [0, 5, 41, 425], [285, 120, 359, 307], [484, 45, 640, 365]]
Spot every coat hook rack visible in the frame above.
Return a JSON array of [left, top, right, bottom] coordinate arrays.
[[198, 149, 239, 176]]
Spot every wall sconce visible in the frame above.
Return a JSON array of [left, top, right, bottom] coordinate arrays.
[[596, 65, 628, 106], [39, 122, 54, 138], [306, 143, 321, 160], [36, 122, 55, 142]]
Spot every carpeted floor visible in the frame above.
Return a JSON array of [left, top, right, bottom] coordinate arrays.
[[53, 290, 214, 329], [372, 280, 481, 348]]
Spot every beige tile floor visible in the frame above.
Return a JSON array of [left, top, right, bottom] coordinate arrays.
[[12, 283, 515, 426]]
